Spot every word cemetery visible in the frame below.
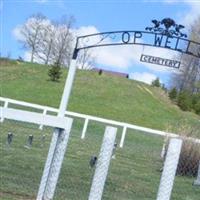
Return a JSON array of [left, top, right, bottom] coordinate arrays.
[[140, 54, 181, 69]]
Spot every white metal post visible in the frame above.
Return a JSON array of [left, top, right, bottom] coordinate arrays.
[[88, 126, 117, 200], [194, 161, 200, 186], [0, 100, 8, 122], [58, 59, 77, 117], [43, 123, 73, 199], [156, 138, 183, 200], [37, 58, 77, 200], [160, 136, 168, 159], [39, 108, 47, 130], [81, 118, 89, 139], [119, 126, 127, 148]]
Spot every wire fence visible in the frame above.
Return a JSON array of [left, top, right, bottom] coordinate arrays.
[[171, 139, 200, 200], [0, 117, 200, 200], [0, 119, 53, 200]]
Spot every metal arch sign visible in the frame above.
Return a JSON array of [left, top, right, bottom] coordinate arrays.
[[140, 54, 181, 69], [73, 18, 200, 62]]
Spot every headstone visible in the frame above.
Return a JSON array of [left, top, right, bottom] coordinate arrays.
[[25, 135, 34, 149], [7, 132, 13, 146]]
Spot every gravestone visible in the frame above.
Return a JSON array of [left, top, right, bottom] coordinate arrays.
[[7, 132, 13, 147], [25, 135, 34, 149]]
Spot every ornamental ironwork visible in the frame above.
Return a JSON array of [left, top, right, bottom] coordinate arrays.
[[72, 19, 200, 60], [145, 18, 187, 38]]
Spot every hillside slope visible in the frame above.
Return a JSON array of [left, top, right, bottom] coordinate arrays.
[[0, 59, 199, 132]]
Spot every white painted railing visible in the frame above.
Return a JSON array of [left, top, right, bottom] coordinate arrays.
[[1, 96, 200, 148]]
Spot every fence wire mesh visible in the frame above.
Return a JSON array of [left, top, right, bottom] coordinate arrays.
[[53, 120, 105, 200], [1, 117, 200, 200], [171, 139, 200, 200], [0, 119, 53, 200], [102, 130, 164, 200]]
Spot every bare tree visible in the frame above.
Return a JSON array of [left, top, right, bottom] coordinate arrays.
[[76, 48, 96, 70], [35, 21, 55, 65], [171, 17, 200, 93], [19, 13, 46, 62], [51, 16, 75, 67]]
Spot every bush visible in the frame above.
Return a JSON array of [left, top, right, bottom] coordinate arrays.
[[48, 63, 62, 82], [169, 87, 177, 101], [164, 124, 200, 177], [151, 77, 161, 87], [193, 101, 200, 115], [192, 93, 200, 115], [177, 140, 200, 176], [177, 91, 192, 111]]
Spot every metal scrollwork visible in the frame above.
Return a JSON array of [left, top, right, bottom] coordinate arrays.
[[145, 18, 187, 38]]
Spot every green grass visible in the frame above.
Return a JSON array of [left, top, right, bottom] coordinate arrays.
[[0, 60, 199, 133], [1, 120, 199, 200], [0, 59, 200, 199]]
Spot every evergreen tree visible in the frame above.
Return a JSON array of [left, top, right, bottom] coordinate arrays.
[[48, 62, 62, 82], [177, 91, 192, 111], [169, 87, 177, 101], [151, 77, 161, 87]]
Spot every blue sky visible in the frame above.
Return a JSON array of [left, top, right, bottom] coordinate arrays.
[[1, 0, 200, 86]]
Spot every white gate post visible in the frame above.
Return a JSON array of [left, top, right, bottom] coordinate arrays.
[[81, 118, 89, 139], [37, 58, 77, 200], [156, 138, 183, 200], [0, 100, 8, 122], [88, 126, 117, 200], [119, 126, 127, 148], [39, 108, 47, 130], [194, 161, 200, 186]]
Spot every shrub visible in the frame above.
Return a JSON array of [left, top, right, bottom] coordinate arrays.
[[177, 140, 200, 176], [193, 101, 200, 115], [169, 87, 177, 101], [151, 77, 161, 87], [48, 62, 62, 82], [164, 124, 200, 177], [192, 93, 200, 115], [177, 91, 192, 111]]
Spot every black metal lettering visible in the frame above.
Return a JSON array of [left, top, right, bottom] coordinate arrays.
[[122, 32, 130, 44], [134, 32, 142, 43], [165, 36, 172, 48], [154, 34, 163, 46], [175, 37, 182, 52], [143, 55, 149, 62]]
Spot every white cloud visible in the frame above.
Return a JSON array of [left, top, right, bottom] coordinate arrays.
[[13, 25, 24, 41], [163, 0, 200, 26], [181, 2, 200, 27], [129, 72, 157, 85]]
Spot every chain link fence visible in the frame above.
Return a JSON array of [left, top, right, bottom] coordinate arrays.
[[171, 139, 200, 200], [1, 117, 200, 200], [0, 119, 53, 200]]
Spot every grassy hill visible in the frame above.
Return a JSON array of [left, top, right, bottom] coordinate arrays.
[[0, 59, 200, 200], [0, 59, 199, 133]]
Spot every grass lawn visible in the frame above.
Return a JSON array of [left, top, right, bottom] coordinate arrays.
[[0, 59, 199, 199], [0, 60, 199, 134], [0, 119, 199, 200]]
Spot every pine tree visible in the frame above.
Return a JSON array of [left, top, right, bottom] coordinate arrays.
[[169, 87, 177, 101], [151, 78, 161, 87], [48, 62, 62, 82]]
